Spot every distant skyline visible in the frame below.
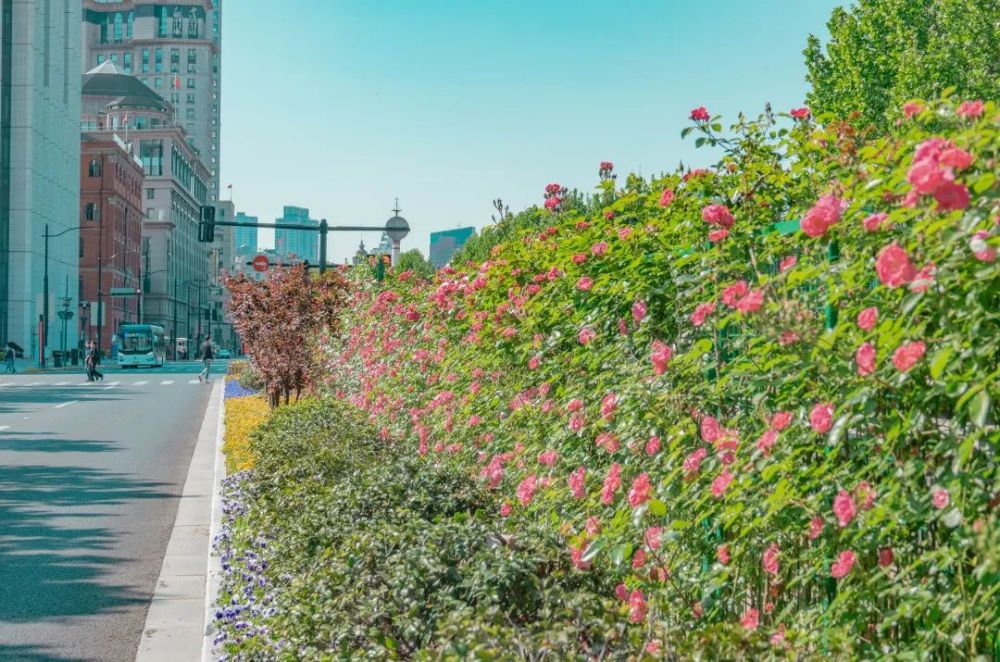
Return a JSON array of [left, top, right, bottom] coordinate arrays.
[[219, 1, 844, 263]]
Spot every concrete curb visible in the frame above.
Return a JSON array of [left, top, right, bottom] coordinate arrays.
[[134, 380, 224, 662], [202, 385, 226, 661]]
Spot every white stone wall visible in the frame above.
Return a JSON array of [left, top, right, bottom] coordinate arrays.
[[5, 0, 81, 358]]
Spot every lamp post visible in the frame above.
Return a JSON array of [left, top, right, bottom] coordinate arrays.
[[41, 224, 86, 368]]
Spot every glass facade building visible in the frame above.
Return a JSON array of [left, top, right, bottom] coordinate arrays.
[[274, 206, 318, 264], [429, 227, 476, 267]]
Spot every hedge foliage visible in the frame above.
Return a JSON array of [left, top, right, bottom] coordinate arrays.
[[222, 394, 269, 473], [320, 98, 1000, 657]]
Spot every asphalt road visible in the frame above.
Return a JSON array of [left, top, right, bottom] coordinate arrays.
[[0, 361, 225, 662]]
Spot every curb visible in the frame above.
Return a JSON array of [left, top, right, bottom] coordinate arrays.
[[202, 386, 226, 661], [134, 380, 225, 662]]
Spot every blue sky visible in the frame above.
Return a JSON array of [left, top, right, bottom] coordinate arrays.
[[219, 0, 844, 263]]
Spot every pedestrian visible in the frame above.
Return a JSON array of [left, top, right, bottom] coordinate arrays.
[[198, 334, 214, 383], [4, 343, 15, 374], [85, 340, 103, 382]]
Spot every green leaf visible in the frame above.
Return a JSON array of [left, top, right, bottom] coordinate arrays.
[[609, 543, 632, 567], [968, 390, 991, 427], [648, 499, 667, 517], [929, 346, 953, 380], [972, 172, 995, 195], [581, 537, 606, 563]]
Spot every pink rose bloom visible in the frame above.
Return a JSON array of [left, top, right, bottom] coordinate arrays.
[[915, 137, 954, 162], [708, 228, 729, 243], [939, 147, 974, 170], [790, 106, 810, 120], [615, 583, 628, 601], [855, 481, 876, 510], [528, 355, 540, 370], [956, 100, 984, 118], [500, 503, 512, 517], [690, 106, 710, 122], [645, 527, 662, 550], [683, 447, 707, 475], [516, 475, 538, 506], [771, 411, 793, 430], [600, 463, 622, 504], [570, 544, 591, 570], [934, 181, 970, 211], [537, 449, 559, 466], [585, 516, 601, 535], [779, 255, 797, 273], [741, 608, 760, 631], [717, 544, 730, 565], [659, 188, 674, 208], [572, 253, 587, 264], [932, 487, 950, 509], [862, 212, 889, 232], [566, 398, 584, 412], [830, 550, 856, 579], [756, 429, 778, 456], [543, 197, 560, 211], [578, 326, 596, 345], [631, 300, 647, 323], [810, 402, 834, 434], [618, 226, 633, 241], [690, 301, 716, 326], [591, 241, 608, 257], [568, 466, 586, 499], [596, 432, 620, 453], [833, 489, 857, 527], [879, 547, 894, 568], [971, 231, 997, 262], [903, 101, 924, 118], [808, 515, 824, 540], [856, 342, 876, 376], [857, 306, 878, 331], [721, 280, 749, 308], [801, 194, 847, 238], [645, 436, 661, 456], [700, 415, 721, 442], [576, 276, 593, 291], [907, 158, 949, 194], [876, 242, 917, 288], [735, 289, 764, 314], [631, 548, 647, 569], [628, 589, 648, 623], [604, 210, 615, 220], [762, 543, 780, 576], [892, 341, 926, 372], [617, 318, 629, 336], [645, 641, 661, 655], [600, 392, 617, 420], [568, 412, 585, 432], [909, 262, 936, 293], [711, 469, 734, 498], [779, 331, 799, 346], [701, 204, 735, 228], [627, 473, 652, 508], [651, 340, 672, 375]]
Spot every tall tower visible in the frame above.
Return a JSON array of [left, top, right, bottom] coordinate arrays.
[[81, 0, 222, 201]]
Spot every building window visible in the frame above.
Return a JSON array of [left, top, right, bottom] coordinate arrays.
[[170, 91, 179, 104], [140, 140, 164, 176], [88, 159, 101, 177], [80, 237, 85, 258], [186, 93, 195, 103], [155, 48, 163, 73], [141, 48, 149, 73], [146, 188, 155, 200], [96, 54, 105, 65], [110, 53, 119, 64], [123, 52, 132, 73], [154, 77, 162, 89], [170, 48, 180, 73], [186, 108, 196, 120], [113, 12, 123, 42], [84, 202, 97, 220], [127, 11, 134, 39], [187, 78, 195, 89], [159, 6, 169, 37], [188, 17, 199, 39]]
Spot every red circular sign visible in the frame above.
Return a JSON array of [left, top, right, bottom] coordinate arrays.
[[252, 255, 269, 272]]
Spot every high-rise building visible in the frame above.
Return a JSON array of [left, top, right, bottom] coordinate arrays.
[[274, 206, 318, 264], [234, 211, 257, 256], [82, 62, 212, 352], [81, 0, 222, 201], [429, 227, 476, 267], [0, 0, 83, 359]]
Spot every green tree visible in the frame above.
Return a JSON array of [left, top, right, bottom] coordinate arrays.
[[396, 248, 436, 278], [805, 0, 1000, 131]]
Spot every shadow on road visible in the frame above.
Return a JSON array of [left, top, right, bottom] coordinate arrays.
[[0, 435, 120, 454], [0, 464, 173, 628], [0, 643, 87, 662]]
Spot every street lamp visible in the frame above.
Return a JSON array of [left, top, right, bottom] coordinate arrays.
[[41, 224, 86, 368]]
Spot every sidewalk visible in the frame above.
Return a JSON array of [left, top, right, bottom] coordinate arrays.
[[134, 379, 225, 662]]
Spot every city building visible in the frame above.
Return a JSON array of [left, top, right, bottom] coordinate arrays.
[[81, 0, 223, 200], [208, 198, 235, 350], [79, 132, 145, 354], [81, 61, 212, 356], [429, 227, 475, 267], [234, 211, 257, 256], [274, 206, 318, 264], [0, 0, 83, 360]]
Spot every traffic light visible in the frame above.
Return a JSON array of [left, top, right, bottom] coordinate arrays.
[[198, 205, 215, 243]]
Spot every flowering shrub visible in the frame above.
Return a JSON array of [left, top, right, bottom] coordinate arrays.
[[222, 394, 269, 473], [320, 99, 1000, 657]]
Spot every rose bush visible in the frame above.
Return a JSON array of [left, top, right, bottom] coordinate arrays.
[[319, 98, 1000, 657]]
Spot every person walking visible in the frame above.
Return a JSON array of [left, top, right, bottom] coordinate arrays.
[[4, 344, 14, 373], [85, 340, 103, 382], [198, 334, 214, 383]]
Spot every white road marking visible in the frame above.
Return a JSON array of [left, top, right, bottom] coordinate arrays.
[[188, 379, 200, 384], [103, 381, 121, 390], [133, 381, 149, 386], [27, 381, 44, 386], [160, 380, 175, 385], [55, 400, 78, 409], [0, 382, 13, 387], [0, 425, 9, 431], [55, 381, 71, 386]]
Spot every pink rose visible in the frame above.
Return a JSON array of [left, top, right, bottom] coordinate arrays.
[[721, 280, 749, 308], [537, 449, 558, 466], [571, 253, 587, 264], [631, 300, 647, 323], [595, 432, 620, 453], [856, 342, 876, 376], [645, 436, 661, 456], [801, 194, 847, 238], [934, 181, 970, 211], [903, 101, 924, 118], [756, 429, 778, 456], [701, 204, 735, 228], [627, 473, 652, 508], [690, 106, 710, 122], [711, 469, 734, 498], [500, 503, 512, 517], [862, 212, 889, 232], [591, 241, 608, 257], [857, 306, 878, 331], [779, 255, 797, 273], [878, 547, 894, 567], [892, 340, 926, 372], [790, 106, 810, 120], [771, 411, 792, 430], [651, 340, 672, 375], [700, 415, 721, 442], [741, 608, 760, 631], [578, 326, 596, 345], [876, 242, 917, 288], [644, 527, 662, 550], [830, 550, 856, 579], [708, 228, 729, 243], [956, 100, 984, 119], [515, 475, 537, 506], [683, 447, 707, 475], [735, 289, 764, 314], [810, 402, 834, 434], [909, 262, 936, 293], [604, 210, 615, 220], [907, 158, 949, 194], [808, 515, 824, 540], [690, 301, 716, 326], [543, 197, 560, 211], [716, 544, 730, 565], [600, 463, 622, 504], [932, 487, 950, 509], [833, 489, 857, 527], [659, 188, 674, 208], [528, 355, 540, 370], [628, 589, 647, 623], [576, 276, 593, 291], [600, 392, 617, 420], [971, 231, 997, 262], [762, 543, 780, 576], [939, 147, 974, 170], [567, 466, 586, 499]]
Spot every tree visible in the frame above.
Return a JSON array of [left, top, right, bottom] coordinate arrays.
[[224, 265, 349, 408], [805, 0, 1000, 131], [396, 248, 436, 279]]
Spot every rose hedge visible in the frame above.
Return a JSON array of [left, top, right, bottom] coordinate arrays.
[[319, 99, 1000, 657]]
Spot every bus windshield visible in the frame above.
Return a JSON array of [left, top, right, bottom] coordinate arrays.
[[122, 329, 154, 353]]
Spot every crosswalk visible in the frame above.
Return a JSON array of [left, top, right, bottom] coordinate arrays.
[[0, 379, 211, 388]]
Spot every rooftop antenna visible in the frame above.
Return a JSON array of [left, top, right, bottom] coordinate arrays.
[[391, 197, 401, 216]]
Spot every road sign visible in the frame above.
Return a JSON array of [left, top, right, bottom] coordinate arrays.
[[109, 287, 139, 297], [252, 255, 269, 272]]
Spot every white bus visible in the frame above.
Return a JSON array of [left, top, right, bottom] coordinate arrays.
[[118, 324, 166, 368]]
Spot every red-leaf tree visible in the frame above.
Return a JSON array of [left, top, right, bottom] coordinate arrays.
[[224, 265, 349, 407]]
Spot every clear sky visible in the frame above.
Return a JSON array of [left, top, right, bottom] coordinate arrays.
[[219, 0, 845, 264]]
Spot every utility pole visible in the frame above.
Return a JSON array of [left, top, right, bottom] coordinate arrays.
[[42, 223, 49, 368]]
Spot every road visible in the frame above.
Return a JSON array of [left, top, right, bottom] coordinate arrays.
[[0, 361, 225, 662]]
